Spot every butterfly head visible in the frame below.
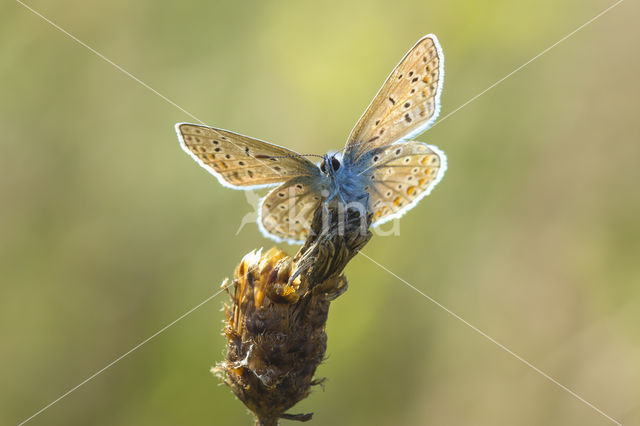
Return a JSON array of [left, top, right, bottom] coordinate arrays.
[[319, 152, 342, 177]]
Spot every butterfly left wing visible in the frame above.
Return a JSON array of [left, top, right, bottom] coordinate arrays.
[[359, 141, 446, 225], [176, 123, 320, 189], [259, 176, 325, 244], [344, 35, 444, 161]]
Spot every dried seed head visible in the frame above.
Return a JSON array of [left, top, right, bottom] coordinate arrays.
[[215, 203, 372, 425], [214, 247, 347, 425]]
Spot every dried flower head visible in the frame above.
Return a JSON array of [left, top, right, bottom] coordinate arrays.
[[213, 247, 347, 425], [214, 206, 372, 425]]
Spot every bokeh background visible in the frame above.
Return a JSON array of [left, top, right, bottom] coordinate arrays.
[[2, 0, 639, 425]]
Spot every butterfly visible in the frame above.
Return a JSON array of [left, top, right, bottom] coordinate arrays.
[[176, 34, 446, 244]]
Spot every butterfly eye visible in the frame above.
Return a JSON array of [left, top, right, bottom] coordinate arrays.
[[330, 157, 341, 171]]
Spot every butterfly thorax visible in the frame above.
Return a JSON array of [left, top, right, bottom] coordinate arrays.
[[320, 151, 370, 211]]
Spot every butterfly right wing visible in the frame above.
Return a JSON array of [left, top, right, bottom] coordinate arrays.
[[344, 35, 444, 161], [360, 141, 446, 226], [176, 123, 320, 189], [259, 176, 327, 244]]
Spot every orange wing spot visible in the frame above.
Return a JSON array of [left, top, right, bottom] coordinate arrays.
[[374, 210, 383, 219], [393, 197, 403, 207], [421, 155, 432, 165], [418, 178, 426, 186], [208, 153, 216, 160], [219, 161, 229, 169], [423, 75, 431, 84], [407, 186, 416, 196]]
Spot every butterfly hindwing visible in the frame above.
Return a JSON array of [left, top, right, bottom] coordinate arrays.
[[360, 141, 446, 225], [345, 35, 444, 161], [259, 176, 325, 243], [177, 123, 320, 189]]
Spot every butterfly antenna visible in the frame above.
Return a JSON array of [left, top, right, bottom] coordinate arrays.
[[254, 153, 324, 160]]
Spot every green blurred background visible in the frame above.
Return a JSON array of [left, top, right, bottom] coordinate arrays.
[[2, 0, 639, 424]]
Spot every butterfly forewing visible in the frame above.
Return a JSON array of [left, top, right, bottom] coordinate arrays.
[[345, 35, 444, 160], [177, 123, 319, 188], [259, 176, 324, 243], [361, 141, 446, 225]]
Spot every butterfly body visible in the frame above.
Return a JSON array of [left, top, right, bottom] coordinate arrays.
[[318, 152, 369, 208], [177, 34, 446, 244]]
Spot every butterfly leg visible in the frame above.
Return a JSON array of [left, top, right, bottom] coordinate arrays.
[[323, 187, 339, 216], [360, 192, 370, 212]]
